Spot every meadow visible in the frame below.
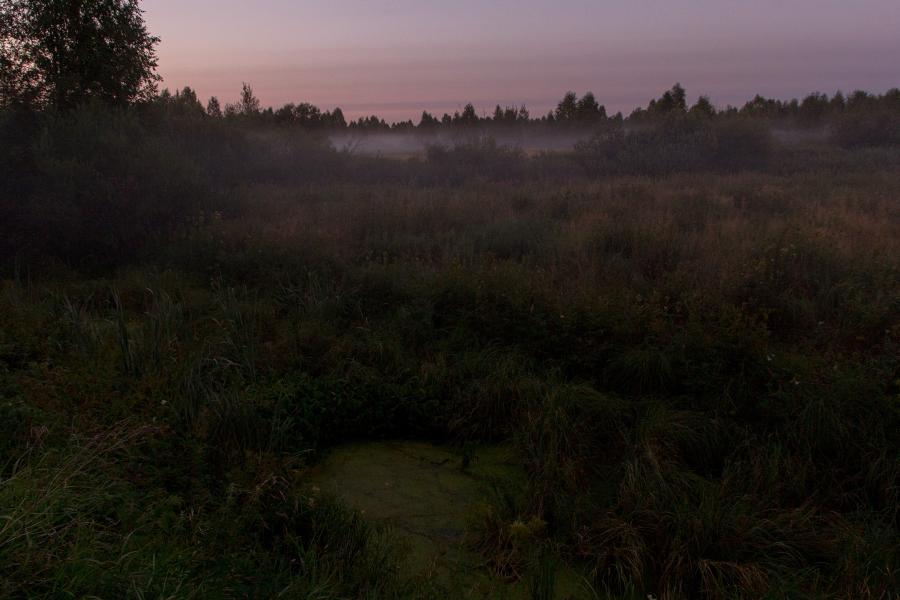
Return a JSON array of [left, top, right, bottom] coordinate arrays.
[[1, 104, 899, 599]]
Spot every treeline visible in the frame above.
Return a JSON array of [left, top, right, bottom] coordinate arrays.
[[148, 81, 900, 137]]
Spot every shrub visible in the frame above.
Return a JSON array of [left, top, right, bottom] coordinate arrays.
[[425, 136, 527, 183], [13, 105, 211, 264], [833, 111, 900, 147], [576, 118, 774, 175]]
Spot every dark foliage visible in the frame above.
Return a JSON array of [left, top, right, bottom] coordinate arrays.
[[0, 0, 159, 110], [575, 117, 774, 175]]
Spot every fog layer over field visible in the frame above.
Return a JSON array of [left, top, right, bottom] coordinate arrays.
[[330, 127, 836, 157], [329, 131, 595, 155]]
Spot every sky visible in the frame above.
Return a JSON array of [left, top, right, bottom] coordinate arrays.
[[142, 0, 900, 122]]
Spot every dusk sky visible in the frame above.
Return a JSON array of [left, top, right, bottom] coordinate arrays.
[[142, 0, 900, 122]]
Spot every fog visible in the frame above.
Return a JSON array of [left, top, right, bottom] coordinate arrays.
[[328, 131, 596, 156]]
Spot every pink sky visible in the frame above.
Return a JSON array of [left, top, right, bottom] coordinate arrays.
[[142, 0, 900, 122]]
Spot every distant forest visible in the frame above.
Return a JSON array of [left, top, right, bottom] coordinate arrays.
[[150, 82, 900, 134]]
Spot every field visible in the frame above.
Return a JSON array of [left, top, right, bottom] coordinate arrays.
[[1, 107, 899, 599]]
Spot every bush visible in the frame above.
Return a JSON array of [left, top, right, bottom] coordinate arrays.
[[424, 136, 527, 183], [6, 105, 210, 265], [576, 118, 774, 175], [833, 111, 900, 147], [1, 104, 338, 269]]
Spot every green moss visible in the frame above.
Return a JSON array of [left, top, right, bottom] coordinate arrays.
[[309, 443, 517, 586]]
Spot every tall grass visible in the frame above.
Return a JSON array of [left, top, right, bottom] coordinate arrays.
[[1, 107, 898, 597]]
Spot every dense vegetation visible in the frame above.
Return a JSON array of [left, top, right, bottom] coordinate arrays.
[[116, 81, 900, 140], [2, 1, 899, 598], [2, 97, 899, 598]]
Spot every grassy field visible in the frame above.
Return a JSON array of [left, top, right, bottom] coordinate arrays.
[[1, 109, 899, 598]]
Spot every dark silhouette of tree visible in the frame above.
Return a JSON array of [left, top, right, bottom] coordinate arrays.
[[490, 104, 528, 126], [225, 83, 260, 118], [455, 103, 478, 126], [274, 102, 297, 124], [846, 90, 872, 112], [295, 102, 321, 124], [149, 86, 207, 119], [884, 88, 900, 107], [575, 92, 606, 123], [798, 92, 830, 125], [207, 96, 222, 118], [671, 83, 686, 110], [419, 111, 439, 129], [173, 86, 204, 116], [829, 91, 846, 112], [799, 92, 829, 124], [556, 91, 578, 121], [740, 94, 785, 119], [0, 1, 42, 108], [327, 107, 346, 128], [786, 99, 799, 116], [648, 83, 687, 116], [267, 100, 345, 129], [0, 0, 160, 110], [349, 115, 389, 131], [152, 86, 204, 118], [238, 83, 260, 116], [690, 95, 716, 118], [391, 119, 415, 131]]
